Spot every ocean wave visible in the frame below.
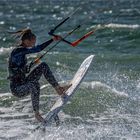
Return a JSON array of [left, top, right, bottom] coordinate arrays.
[[120, 8, 140, 14], [0, 47, 13, 55], [83, 81, 129, 98], [0, 92, 12, 97], [0, 47, 59, 56], [105, 23, 140, 29], [90, 23, 140, 30], [40, 81, 129, 98]]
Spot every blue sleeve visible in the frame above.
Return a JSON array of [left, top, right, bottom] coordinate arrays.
[[22, 39, 53, 55]]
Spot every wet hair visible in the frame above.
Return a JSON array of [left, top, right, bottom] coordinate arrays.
[[9, 28, 36, 41]]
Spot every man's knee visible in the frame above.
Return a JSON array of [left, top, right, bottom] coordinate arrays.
[[29, 82, 40, 93]]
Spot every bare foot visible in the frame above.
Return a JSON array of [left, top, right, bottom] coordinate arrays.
[[55, 84, 72, 95], [35, 112, 45, 123]]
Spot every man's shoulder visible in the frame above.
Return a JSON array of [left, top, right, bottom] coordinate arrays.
[[11, 47, 25, 54]]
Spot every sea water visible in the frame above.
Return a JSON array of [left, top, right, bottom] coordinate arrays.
[[0, 0, 140, 139]]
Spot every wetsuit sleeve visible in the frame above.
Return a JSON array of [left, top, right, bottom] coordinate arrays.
[[22, 39, 53, 54]]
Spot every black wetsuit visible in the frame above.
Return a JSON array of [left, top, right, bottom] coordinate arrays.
[[8, 39, 59, 112]]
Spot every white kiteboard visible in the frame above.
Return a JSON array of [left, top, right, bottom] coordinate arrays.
[[35, 55, 94, 130]]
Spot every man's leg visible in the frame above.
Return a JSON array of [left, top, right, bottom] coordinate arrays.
[[27, 62, 71, 95], [27, 62, 59, 88]]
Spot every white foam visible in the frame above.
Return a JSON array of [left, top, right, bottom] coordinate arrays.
[[0, 21, 5, 25], [90, 23, 140, 30], [0, 47, 13, 55], [120, 8, 140, 14], [137, 82, 140, 90], [0, 113, 29, 119], [106, 23, 140, 29], [83, 81, 129, 98], [0, 107, 14, 114], [0, 92, 12, 97]]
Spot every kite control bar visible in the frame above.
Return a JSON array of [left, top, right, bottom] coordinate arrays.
[[48, 7, 80, 36]]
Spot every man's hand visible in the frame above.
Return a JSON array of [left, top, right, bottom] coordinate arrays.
[[53, 35, 62, 41]]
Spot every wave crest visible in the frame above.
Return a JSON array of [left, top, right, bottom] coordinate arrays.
[[83, 81, 129, 98]]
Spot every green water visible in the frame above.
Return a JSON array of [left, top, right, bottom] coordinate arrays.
[[0, 0, 140, 139]]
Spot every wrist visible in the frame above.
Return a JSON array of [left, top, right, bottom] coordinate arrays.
[[52, 35, 62, 41]]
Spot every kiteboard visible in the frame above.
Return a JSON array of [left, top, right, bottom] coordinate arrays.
[[35, 55, 94, 130]]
